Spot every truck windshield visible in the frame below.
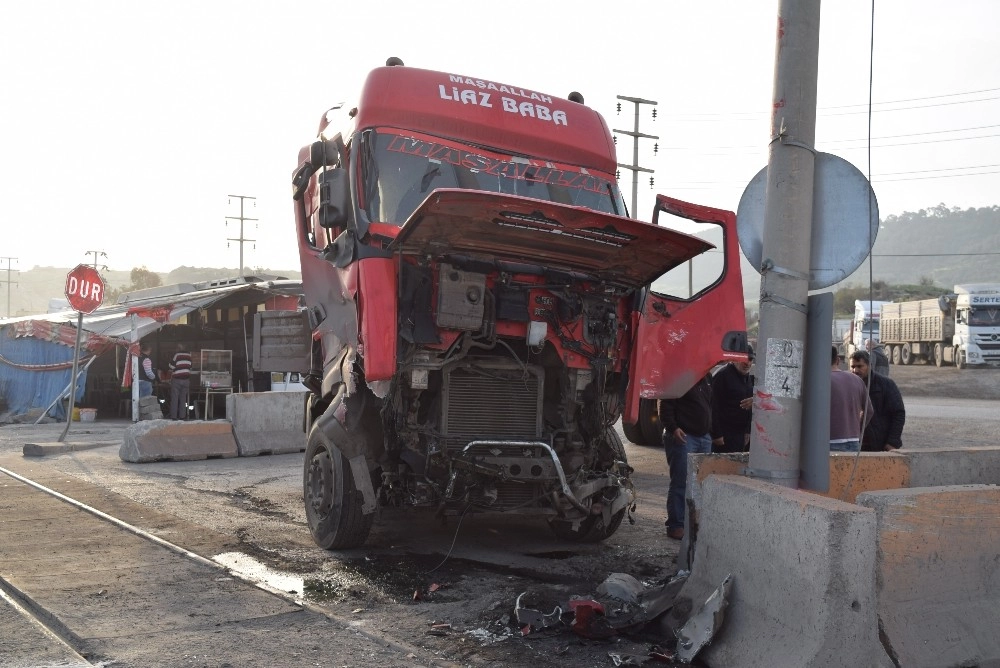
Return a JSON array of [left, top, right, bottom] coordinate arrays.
[[859, 319, 879, 334], [968, 308, 1000, 326], [358, 129, 624, 225]]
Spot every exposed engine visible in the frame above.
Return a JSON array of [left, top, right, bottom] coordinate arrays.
[[374, 257, 635, 535]]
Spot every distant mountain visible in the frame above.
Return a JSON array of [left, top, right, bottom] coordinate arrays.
[[7, 204, 996, 318], [2, 266, 302, 318]]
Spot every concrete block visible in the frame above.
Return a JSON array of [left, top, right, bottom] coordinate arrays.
[[226, 392, 306, 456], [903, 447, 1000, 487], [856, 485, 1000, 668], [138, 395, 164, 421], [120, 419, 238, 463], [677, 475, 879, 668], [23, 441, 117, 457]]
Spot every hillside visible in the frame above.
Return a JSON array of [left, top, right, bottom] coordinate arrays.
[[5, 203, 996, 318], [1, 266, 302, 318], [739, 203, 999, 304]]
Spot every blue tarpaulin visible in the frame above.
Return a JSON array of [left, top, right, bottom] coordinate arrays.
[[0, 334, 88, 420]]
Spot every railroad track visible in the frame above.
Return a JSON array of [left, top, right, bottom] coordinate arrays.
[[0, 464, 446, 668]]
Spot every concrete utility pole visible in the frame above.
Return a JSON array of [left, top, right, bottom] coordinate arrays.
[[613, 96, 658, 218], [226, 195, 257, 279], [747, 0, 821, 488], [0, 257, 17, 318]]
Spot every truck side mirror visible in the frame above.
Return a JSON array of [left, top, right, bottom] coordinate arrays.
[[318, 169, 349, 229], [310, 137, 344, 167]]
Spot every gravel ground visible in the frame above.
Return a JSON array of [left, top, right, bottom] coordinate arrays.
[[1, 364, 997, 666]]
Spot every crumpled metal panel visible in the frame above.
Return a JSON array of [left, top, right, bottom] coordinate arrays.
[[675, 573, 733, 663]]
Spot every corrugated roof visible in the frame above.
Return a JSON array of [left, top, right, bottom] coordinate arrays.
[[1, 279, 303, 341]]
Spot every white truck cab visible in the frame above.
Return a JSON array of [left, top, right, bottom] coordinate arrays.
[[953, 284, 1000, 367], [845, 299, 890, 357]]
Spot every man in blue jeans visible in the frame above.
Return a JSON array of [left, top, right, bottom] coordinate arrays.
[[659, 373, 713, 540]]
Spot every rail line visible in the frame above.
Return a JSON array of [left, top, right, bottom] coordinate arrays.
[[0, 464, 455, 668]]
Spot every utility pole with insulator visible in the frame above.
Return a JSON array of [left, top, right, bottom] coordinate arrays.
[[84, 250, 108, 271], [226, 195, 257, 279], [0, 257, 17, 318], [613, 96, 658, 218]]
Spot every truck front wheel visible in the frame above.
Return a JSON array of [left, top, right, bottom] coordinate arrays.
[[548, 429, 628, 542], [622, 398, 662, 446], [303, 426, 374, 549], [956, 347, 967, 370]]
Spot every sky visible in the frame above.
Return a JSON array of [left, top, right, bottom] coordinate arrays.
[[2, 0, 998, 274]]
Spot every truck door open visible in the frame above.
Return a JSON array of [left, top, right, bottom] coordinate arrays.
[[625, 195, 748, 423]]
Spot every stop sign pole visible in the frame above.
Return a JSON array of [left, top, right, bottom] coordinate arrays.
[[59, 265, 106, 442]]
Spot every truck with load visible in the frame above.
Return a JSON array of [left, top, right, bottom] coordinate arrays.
[[842, 299, 890, 359], [270, 58, 747, 549], [879, 283, 1000, 368]]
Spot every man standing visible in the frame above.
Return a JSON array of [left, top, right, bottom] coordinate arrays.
[[850, 350, 905, 451], [168, 343, 193, 420], [659, 373, 713, 540], [136, 343, 156, 398], [865, 339, 890, 377], [711, 346, 755, 453], [830, 345, 873, 452]]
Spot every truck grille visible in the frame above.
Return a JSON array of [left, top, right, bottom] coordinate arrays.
[[441, 360, 543, 449]]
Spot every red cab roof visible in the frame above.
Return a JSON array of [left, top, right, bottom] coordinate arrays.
[[351, 66, 618, 175]]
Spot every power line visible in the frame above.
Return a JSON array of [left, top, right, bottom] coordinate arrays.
[[873, 252, 1000, 257], [874, 169, 1000, 183], [657, 84, 1000, 121], [821, 86, 1000, 110]]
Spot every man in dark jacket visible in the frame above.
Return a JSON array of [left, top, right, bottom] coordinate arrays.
[[850, 350, 905, 451], [659, 374, 713, 540], [711, 347, 755, 453], [865, 339, 890, 377]]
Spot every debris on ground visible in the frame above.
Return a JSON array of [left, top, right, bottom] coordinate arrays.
[[508, 570, 733, 664], [513, 570, 689, 640], [674, 574, 733, 663]]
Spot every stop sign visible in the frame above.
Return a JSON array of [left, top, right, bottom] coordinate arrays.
[[64, 264, 106, 314]]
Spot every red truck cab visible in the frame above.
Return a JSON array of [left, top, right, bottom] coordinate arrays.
[[291, 60, 747, 548]]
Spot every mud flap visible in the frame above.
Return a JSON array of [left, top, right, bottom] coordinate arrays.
[[348, 453, 377, 515]]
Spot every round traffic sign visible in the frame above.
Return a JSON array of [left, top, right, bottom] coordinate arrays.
[[64, 264, 106, 314], [736, 152, 879, 290]]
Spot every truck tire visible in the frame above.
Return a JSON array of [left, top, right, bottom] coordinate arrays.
[[548, 429, 628, 542], [901, 344, 913, 365], [622, 419, 645, 445], [622, 398, 662, 446], [303, 425, 374, 549], [891, 345, 901, 365], [956, 347, 967, 370], [934, 343, 944, 367]]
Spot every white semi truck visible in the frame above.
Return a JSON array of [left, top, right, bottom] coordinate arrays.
[[879, 283, 1000, 368], [843, 299, 890, 359]]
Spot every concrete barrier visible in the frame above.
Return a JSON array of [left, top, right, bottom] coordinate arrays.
[[226, 392, 307, 456], [120, 420, 238, 463], [674, 475, 879, 667], [856, 485, 1000, 668], [904, 447, 1000, 487]]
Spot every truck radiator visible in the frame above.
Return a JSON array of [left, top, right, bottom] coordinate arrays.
[[440, 360, 544, 450]]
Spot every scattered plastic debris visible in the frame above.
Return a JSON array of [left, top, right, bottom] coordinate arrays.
[[465, 627, 514, 645], [675, 574, 732, 663], [514, 591, 563, 632]]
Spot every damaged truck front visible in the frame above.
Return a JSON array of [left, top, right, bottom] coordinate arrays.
[[283, 60, 747, 549]]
